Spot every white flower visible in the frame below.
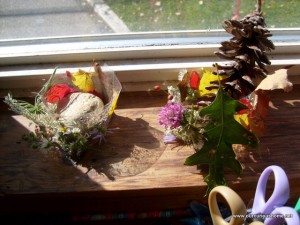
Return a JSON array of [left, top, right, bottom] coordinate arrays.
[[167, 86, 181, 103], [51, 135, 58, 142], [72, 127, 81, 133], [64, 128, 72, 135]]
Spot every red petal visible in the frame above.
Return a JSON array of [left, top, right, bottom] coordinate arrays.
[[66, 71, 72, 78], [45, 84, 78, 103], [189, 71, 200, 90]]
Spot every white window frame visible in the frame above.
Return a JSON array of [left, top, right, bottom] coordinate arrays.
[[1, 28, 300, 95]]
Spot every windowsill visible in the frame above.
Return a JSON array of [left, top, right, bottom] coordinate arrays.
[[1, 56, 300, 98], [1, 87, 300, 214]]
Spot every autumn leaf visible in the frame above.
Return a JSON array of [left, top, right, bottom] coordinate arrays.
[[69, 69, 95, 92], [234, 113, 250, 129], [249, 68, 293, 136], [255, 68, 293, 93], [185, 87, 258, 194], [198, 69, 229, 97], [234, 99, 252, 129], [177, 69, 190, 102]]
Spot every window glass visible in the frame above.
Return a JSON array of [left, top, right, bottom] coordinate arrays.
[[1, 0, 299, 40]]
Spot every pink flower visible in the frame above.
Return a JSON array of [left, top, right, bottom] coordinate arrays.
[[158, 102, 186, 128]]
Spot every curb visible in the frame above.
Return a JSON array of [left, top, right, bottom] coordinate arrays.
[[85, 0, 130, 33]]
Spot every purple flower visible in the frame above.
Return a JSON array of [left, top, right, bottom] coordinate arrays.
[[89, 128, 106, 145], [158, 102, 185, 128], [163, 134, 177, 144]]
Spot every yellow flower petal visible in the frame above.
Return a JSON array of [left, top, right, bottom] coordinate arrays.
[[60, 126, 67, 132]]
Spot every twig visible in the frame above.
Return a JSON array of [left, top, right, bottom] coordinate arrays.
[[93, 62, 106, 102], [232, 0, 241, 20], [256, 0, 262, 13], [94, 62, 102, 78]]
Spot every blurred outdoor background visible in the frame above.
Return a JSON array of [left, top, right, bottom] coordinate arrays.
[[1, 0, 300, 40], [105, 0, 300, 31]]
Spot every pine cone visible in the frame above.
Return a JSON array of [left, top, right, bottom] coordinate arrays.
[[213, 11, 275, 98]]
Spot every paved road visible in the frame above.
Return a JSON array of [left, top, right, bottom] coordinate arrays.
[[0, 0, 115, 40]]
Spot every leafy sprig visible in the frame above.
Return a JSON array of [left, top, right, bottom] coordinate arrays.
[[185, 87, 258, 194]]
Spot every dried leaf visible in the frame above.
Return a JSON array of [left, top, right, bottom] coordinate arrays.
[[249, 68, 293, 137], [255, 68, 293, 93], [198, 69, 229, 96], [70, 69, 95, 92], [234, 113, 250, 129], [177, 70, 190, 101], [248, 93, 269, 137]]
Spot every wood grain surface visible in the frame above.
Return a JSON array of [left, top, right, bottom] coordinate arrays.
[[0, 89, 300, 214]]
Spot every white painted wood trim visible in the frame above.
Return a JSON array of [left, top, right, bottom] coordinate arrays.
[[1, 30, 300, 96]]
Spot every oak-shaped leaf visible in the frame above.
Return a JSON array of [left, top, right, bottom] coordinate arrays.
[[185, 87, 258, 194]]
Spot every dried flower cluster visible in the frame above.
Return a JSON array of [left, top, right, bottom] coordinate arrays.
[[4, 64, 122, 162]]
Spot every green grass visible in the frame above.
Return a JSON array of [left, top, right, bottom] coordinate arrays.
[[104, 0, 300, 31]]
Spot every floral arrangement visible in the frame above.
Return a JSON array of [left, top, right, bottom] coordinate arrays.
[[158, 1, 293, 194], [4, 63, 122, 163]]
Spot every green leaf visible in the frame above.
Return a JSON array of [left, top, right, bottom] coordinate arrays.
[[185, 87, 258, 193], [184, 142, 212, 165]]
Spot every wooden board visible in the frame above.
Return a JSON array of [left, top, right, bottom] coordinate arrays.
[[0, 89, 300, 214]]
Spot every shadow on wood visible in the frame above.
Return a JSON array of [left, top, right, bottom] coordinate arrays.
[[78, 113, 165, 180]]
